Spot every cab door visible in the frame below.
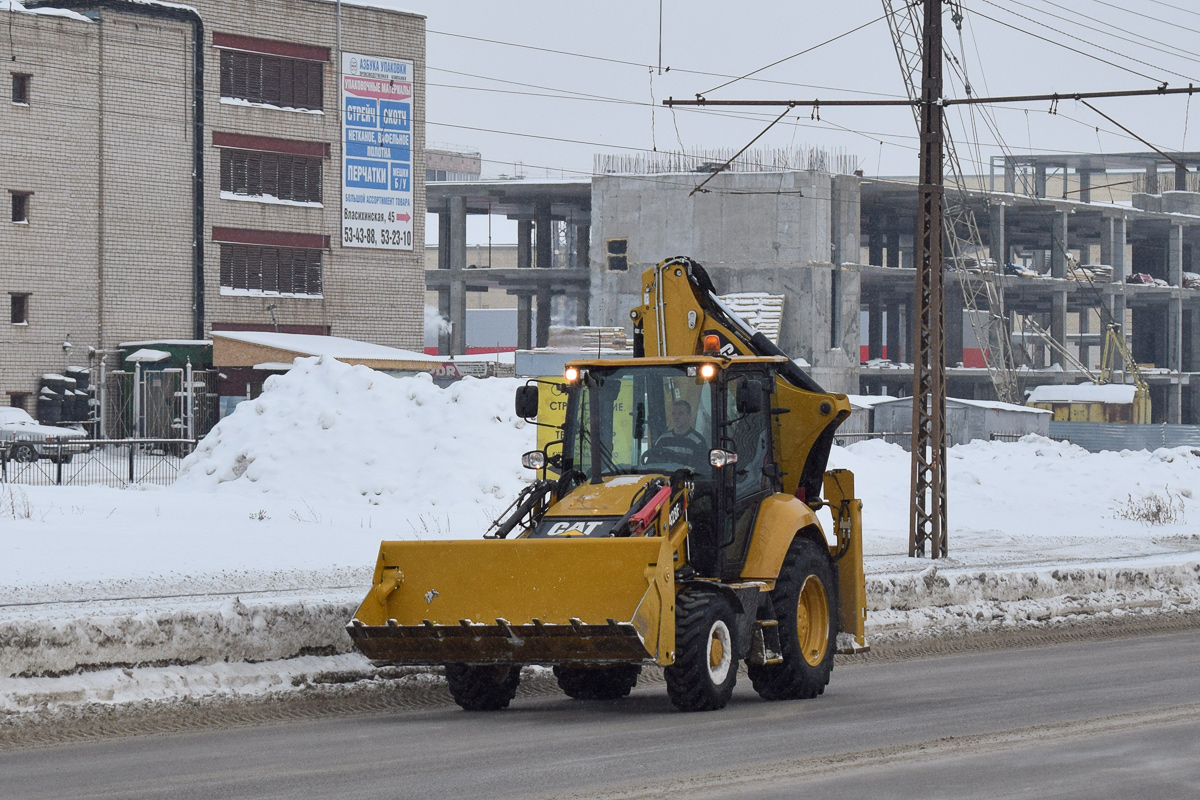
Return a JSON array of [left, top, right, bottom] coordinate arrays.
[[715, 367, 775, 581]]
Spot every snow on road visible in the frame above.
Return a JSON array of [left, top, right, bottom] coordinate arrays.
[[2, 356, 1199, 716]]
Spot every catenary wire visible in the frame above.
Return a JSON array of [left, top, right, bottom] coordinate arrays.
[[427, 27, 904, 98], [1081, 0, 1200, 34], [701, 14, 889, 95], [1016, 0, 1200, 67], [966, 3, 1178, 84]]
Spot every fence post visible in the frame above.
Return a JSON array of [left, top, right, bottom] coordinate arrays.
[[55, 440, 63, 485], [129, 441, 135, 483]]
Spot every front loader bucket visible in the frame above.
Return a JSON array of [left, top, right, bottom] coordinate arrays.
[[347, 537, 676, 666]]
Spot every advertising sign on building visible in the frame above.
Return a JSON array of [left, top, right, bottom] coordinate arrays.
[[341, 53, 414, 249]]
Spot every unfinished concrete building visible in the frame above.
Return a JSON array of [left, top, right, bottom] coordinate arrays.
[[587, 170, 862, 394], [426, 180, 591, 354], [860, 151, 1200, 423], [429, 149, 1200, 422]]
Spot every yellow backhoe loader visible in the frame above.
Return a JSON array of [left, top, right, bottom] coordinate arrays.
[[348, 256, 867, 711]]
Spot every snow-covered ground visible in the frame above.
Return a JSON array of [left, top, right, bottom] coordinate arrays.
[[3, 356, 1199, 716]]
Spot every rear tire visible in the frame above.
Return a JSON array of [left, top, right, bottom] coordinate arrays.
[[445, 664, 521, 711], [748, 537, 838, 700], [664, 591, 738, 711], [10, 444, 37, 463], [553, 664, 641, 700]]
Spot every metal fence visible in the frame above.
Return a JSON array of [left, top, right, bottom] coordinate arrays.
[[833, 432, 926, 450], [100, 367, 219, 440], [0, 439, 195, 487], [1049, 422, 1200, 453]]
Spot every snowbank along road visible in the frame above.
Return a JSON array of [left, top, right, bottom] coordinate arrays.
[[2, 357, 1199, 723]]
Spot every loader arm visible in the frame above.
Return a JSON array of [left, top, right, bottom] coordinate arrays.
[[631, 256, 851, 503]]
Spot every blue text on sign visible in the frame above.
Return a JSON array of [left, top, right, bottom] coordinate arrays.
[[346, 159, 389, 189], [345, 98, 378, 128], [380, 101, 411, 132], [390, 164, 411, 192]]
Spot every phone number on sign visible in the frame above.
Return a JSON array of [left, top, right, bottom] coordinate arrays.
[[343, 227, 413, 247]]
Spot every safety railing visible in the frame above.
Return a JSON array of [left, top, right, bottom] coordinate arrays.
[[0, 439, 195, 487]]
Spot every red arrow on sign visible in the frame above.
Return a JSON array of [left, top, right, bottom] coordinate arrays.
[[396, 213, 411, 222]]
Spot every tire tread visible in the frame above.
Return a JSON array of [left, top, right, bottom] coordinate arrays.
[[664, 591, 737, 711], [748, 537, 837, 701], [444, 664, 521, 711]]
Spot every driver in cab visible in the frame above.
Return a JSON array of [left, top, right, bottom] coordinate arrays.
[[654, 399, 707, 466]]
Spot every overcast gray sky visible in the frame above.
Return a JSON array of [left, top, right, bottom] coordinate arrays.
[[365, 1, 1200, 243]]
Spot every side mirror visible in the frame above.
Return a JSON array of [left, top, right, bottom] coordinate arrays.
[[736, 379, 764, 414], [515, 385, 539, 419]]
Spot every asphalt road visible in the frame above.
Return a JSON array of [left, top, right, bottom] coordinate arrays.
[[4, 630, 1200, 799]]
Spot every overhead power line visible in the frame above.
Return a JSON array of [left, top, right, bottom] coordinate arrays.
[[668, 84, 1200, 109], [702, 14, 889, 95], [966, 4, 1186, 83], [1018, 0, 1200, 68], [427, 68, 1161, 163], [1082, 0, 1200, 34], [1141, 0, 1200, 20], [426, 28, 902, 97], [1078, 99, 1189, 170]]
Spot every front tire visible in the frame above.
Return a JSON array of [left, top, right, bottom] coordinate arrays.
[[553, 664, 641, 700], [445, 664, 521, 711], [748, 537, 838, 700], [10, 443, 38, 463], [664, 591, 738, 711]]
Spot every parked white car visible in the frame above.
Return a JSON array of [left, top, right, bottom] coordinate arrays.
[[0, 408, 88, 463]]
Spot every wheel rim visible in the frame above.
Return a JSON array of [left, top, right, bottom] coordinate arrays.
[[12, 445, 36, 463], [706, 620, 732, 684], [796, 575, 830, 667]]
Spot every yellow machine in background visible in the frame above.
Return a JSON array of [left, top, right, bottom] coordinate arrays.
[[349, 256, 866, 712]]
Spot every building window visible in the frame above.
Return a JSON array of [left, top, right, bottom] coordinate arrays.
[[219, 244, 322, 296], [606, 238, 629, 271], [220, 149, 322, 203], [12, 74, 30, 105], [219, 50, 323, 110], [10, 293, 29, 324], [9, 393, 30, 411], [11, 192, 31, 223]]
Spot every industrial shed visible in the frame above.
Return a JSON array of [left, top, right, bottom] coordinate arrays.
[[872, 397, 1050, 446], [1026, 383, 1144, 424]]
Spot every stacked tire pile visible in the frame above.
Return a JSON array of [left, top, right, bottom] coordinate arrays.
[[64, 366, 91, 424], [36, 368, 91, 425]]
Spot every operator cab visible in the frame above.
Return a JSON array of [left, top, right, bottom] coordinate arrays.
[[548, 358, 778, 580]]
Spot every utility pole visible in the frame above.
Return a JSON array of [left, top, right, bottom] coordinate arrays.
[[909, 0, 948, 558]]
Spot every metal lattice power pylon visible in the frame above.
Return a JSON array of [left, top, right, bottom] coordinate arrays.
[[905, 0, 949, 558]]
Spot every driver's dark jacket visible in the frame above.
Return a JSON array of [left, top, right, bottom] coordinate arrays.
[[656, 428, 706, 463]]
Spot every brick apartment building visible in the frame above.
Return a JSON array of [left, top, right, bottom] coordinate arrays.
[[1, 0, 426, 410]]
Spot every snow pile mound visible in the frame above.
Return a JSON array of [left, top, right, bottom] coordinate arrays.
[[177, 357, 532, 512], [832, 435, 1200, 557], [868, 561, 1200, 638], [0, 592, 360, 680]]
